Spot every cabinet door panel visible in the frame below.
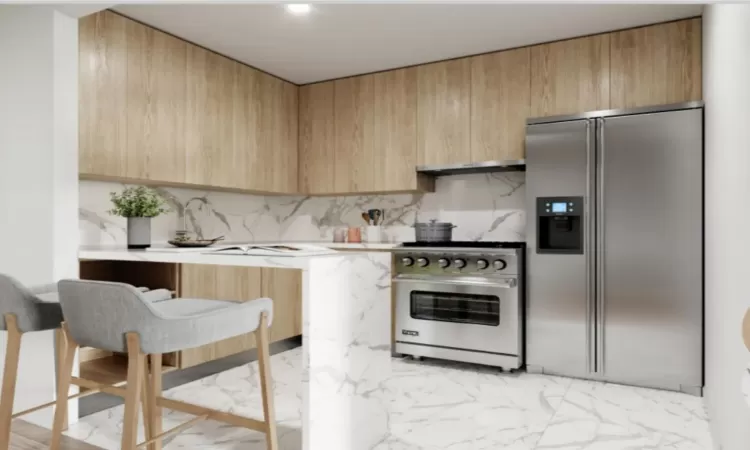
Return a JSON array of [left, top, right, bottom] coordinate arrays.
[[234, 64, 261, 191], [417, 59, 471, 166], [372, 68, 419, 191], [334, 75, 374, 193], [179, 264, 262, 368], [471, 48, 530, 162], [261, 268, 302, 342], [185, 47, 236, 188], [125, 20, 186, 183], [257, 73, 298, 193], [531, 35, 610, 117], [299, 82, 336, 194], [610, 18, 701, 109], [79, 11, 128, 177]]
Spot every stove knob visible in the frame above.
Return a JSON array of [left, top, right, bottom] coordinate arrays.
[[493, 259, 507, 270], [476, 259, 489, 270], [438, 258, 450, 268], [417, 257, 429, 267], [453, 258, 466, 269], [401, 257, 414, 267]]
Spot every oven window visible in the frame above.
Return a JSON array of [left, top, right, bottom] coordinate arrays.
[[410, 291, 500, 326]]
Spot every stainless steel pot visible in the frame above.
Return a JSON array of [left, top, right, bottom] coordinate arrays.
[[413, 219, 456, 242]]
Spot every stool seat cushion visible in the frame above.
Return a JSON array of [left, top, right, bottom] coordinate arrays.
[[58, 280, 273, 354]]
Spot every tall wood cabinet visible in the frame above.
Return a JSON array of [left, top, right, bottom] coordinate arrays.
[[333, 75, 374, 193], [416, 59, 471, 166], [79, 11, 128, 178], [470, 47, 530, 162], [610, 18, 702, 109], [125, 19, 187, 183], [178, 264, 302, 369], [185, 46, 236, 189], [371, 67, 424, 192], [299, 82, 336, 194], [530, 34, 611, 118]]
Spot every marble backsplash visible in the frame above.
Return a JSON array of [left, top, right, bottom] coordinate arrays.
[[79, 172, 526, 246]]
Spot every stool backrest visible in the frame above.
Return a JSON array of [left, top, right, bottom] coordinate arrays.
[[0, 273, 57, 333], [58, 279, 158, 353]]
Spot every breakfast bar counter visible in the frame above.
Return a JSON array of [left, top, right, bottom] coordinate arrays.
[[78, 246, 392, 450]]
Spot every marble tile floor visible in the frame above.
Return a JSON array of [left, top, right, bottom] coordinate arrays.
[[60, 347, 713, 450]]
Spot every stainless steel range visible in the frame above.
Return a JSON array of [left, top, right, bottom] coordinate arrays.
[[393, 242, 525, 370]]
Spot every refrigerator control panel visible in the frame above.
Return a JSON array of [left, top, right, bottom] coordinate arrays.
[[537, 197, 583, 217]]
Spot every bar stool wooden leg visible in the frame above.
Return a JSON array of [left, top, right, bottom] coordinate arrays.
[[122, 333, 145, 450], [141, 361, 153, 450], [0, 315, 22, 450], [51, 324, 78, 450], [141, 354, 162, 450], [149, 354, 163, 450], [255, 312, 278, 450], [54, 328, 69, 431]]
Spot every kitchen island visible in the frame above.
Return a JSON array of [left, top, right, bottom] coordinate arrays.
[[78, 246, 392, 450]]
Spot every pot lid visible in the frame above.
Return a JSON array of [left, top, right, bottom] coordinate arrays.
[[413, 219, 455, 227]]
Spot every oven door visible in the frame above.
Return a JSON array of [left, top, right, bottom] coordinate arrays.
[[393, 275, 520, 356]]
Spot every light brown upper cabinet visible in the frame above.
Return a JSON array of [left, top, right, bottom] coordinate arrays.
[[233, 63, 261, 191], [417, 59, 471, 166], [372, 67, 431, 192], [610, 18, 702, 109], [185, 46, 236, 189], [299, 82, 336, 194], [334, 75, 374, 193], [470, 48, 531, 162], [257, 72, 299, 193], [530, 34, 610, 118], [125, 19, 187, 183], [79, 11, 128, 178]]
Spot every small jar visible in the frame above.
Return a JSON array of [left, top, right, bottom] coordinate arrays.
[[347, 227, 362, 243]]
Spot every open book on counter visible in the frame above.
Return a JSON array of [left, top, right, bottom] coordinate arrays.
[[208, 244, 337, 257]]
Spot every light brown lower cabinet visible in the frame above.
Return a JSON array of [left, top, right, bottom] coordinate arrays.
[[178, 264, 302, 369]]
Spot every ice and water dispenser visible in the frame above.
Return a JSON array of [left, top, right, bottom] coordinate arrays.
[[535, 197, 584, 254]]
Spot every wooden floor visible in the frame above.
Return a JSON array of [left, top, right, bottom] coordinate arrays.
[[10, 420, 102, 450]]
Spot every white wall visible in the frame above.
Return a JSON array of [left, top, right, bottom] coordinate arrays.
[[703, 5, 750, 450], [0, 5, 79, 426]]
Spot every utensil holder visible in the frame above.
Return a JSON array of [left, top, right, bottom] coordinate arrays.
[[365, 226, 382, 243]]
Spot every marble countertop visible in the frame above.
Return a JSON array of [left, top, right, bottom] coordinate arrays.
[[78, 245, 342, 270]]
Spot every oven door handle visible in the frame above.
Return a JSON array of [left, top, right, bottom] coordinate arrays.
[[393, 277, 517, 288]]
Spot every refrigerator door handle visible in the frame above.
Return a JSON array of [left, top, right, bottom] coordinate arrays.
[[585, 119, 596, 375], [596, 117, 606, 374]]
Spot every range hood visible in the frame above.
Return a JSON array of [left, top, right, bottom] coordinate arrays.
[[416, 159, 525, 176]]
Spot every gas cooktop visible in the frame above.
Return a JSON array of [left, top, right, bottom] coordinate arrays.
[[400, 241, 526, 249]]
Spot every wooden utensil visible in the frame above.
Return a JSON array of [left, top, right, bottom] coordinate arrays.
[[361, 212, 372, 225]]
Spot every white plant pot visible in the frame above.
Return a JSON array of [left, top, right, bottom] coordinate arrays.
[[127, 217, 151, 249]]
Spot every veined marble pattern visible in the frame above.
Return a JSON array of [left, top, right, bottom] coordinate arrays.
[[79, 172, 525, 246], [63, 349, 712, 450]]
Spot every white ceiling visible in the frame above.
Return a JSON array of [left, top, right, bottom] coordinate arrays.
[[113, 3, 702, 84]]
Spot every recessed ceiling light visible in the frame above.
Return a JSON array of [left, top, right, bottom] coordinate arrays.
[[285, 4, 311, 15]]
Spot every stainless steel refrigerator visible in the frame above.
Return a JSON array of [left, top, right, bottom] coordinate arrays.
[[525, 103, 703, 395]]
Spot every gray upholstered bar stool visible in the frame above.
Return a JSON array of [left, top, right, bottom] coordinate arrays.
[[0, 273, 64, 449], [53, 279, 278, 450], [0, 273, 173, 450]]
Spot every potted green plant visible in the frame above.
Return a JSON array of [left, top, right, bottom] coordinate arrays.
[[109, 186, 169, 249]]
